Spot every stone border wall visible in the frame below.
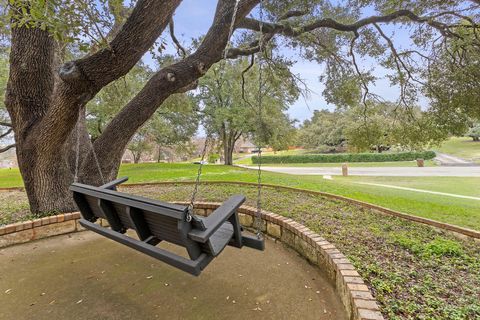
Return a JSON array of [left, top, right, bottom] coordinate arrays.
[[0, 212, 94, 248], [1, 181, 478, 239], [0, 204, 383, 320]]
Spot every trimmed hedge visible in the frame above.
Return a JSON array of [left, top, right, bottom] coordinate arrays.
[[252, 151, 436, 164]]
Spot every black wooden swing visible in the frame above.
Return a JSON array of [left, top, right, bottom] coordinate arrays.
[[70, 177, 264, 276], [71, 0, 268, 276]]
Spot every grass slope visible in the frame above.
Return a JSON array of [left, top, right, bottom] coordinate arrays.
[[435, 137, 480, 162], [1, 163, 479, 230]]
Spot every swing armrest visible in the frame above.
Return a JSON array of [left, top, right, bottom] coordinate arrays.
[[188, 195, 245, 243], [100, 177, 129, 190]]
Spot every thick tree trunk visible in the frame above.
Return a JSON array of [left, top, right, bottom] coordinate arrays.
[[223, 130, 241, 165], [224, 143, 234, 165], [5, 23, 76, 212], [157, 145, 162, 162]]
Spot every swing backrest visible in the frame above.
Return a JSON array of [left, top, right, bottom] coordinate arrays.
[[70, 183, 196, 246]]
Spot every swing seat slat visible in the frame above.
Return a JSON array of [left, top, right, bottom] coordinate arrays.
[[70, 177, 264, 276]]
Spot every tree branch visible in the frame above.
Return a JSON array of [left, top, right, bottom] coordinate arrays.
[[279, 10, 307, 21], [36, 0, 183, 158], [0, 128, 13, 139], [60, 0, 182, 90], [238, 10, 456, 36], [0, 144, 15, 153], [229, 9, 466, 58], [0, 122, 12, 127], [169, 17, 187, 58], [93, 0, 260, 170]]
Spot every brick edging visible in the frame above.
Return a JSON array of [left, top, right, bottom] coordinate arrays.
[[0, 204, 383, 320], [2, 181, 477, 239], [0, 212, 82, 247]]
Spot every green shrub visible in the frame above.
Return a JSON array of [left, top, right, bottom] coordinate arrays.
[[422, 238, 464, 257], [392, 234, 464, 258], [252, 151, 436, 164]]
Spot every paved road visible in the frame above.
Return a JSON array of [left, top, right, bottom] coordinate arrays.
[[243, 165, 480, 177]]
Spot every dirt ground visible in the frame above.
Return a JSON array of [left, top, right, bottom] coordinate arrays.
[[0, 231, 346, 320]]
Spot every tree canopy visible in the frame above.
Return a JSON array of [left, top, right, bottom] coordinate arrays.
[[298, 102, 448, 152]]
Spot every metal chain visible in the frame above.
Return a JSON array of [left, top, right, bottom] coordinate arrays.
[[187, 0, 241, 222], [187, 136, 210, 222], [74, 107, 105, 185], [254, 0, 265, 238], [223, 0, 241, 61], [74, 110, 81, 183], [90, 139, 106, 185]]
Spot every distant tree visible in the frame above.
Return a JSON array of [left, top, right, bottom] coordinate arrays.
[[265, 115, 297, 153], [85, 58, 198, 163], [199, 58, 299, 165], [467, 123, 480, 142], [126, 129, 152, 164], [345, 102, 447, 152], [299, 103, 447, 153], [426, 26, 480, 135], [86, 63, 153, 140], [298, 110, 346, 151], [148, 94, 199, 162]]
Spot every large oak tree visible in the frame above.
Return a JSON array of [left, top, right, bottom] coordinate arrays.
[[2, 0, 479, 213]]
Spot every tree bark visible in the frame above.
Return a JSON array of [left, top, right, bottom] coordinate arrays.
[[222, 128, 241, 165], [5, 23, 76, 212]]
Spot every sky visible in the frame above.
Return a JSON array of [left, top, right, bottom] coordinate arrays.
[[149, 0, 423, 125]]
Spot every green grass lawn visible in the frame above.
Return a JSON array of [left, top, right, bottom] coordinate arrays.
[[0, 167, 22, 188], [1, 163, 478, 230], [435, 136, 480, 162]]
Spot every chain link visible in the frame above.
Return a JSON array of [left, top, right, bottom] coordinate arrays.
[[187, 136, 210, 221], [223, 0, 241, 61], [74, 107, 105, 185]]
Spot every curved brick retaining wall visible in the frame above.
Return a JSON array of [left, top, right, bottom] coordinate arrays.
[[1, 181, 478, 239], [0, 203, 384, 320]]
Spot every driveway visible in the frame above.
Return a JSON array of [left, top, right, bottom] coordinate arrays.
[[434, 153, 476, 166], [242, 165, 480, 177]]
